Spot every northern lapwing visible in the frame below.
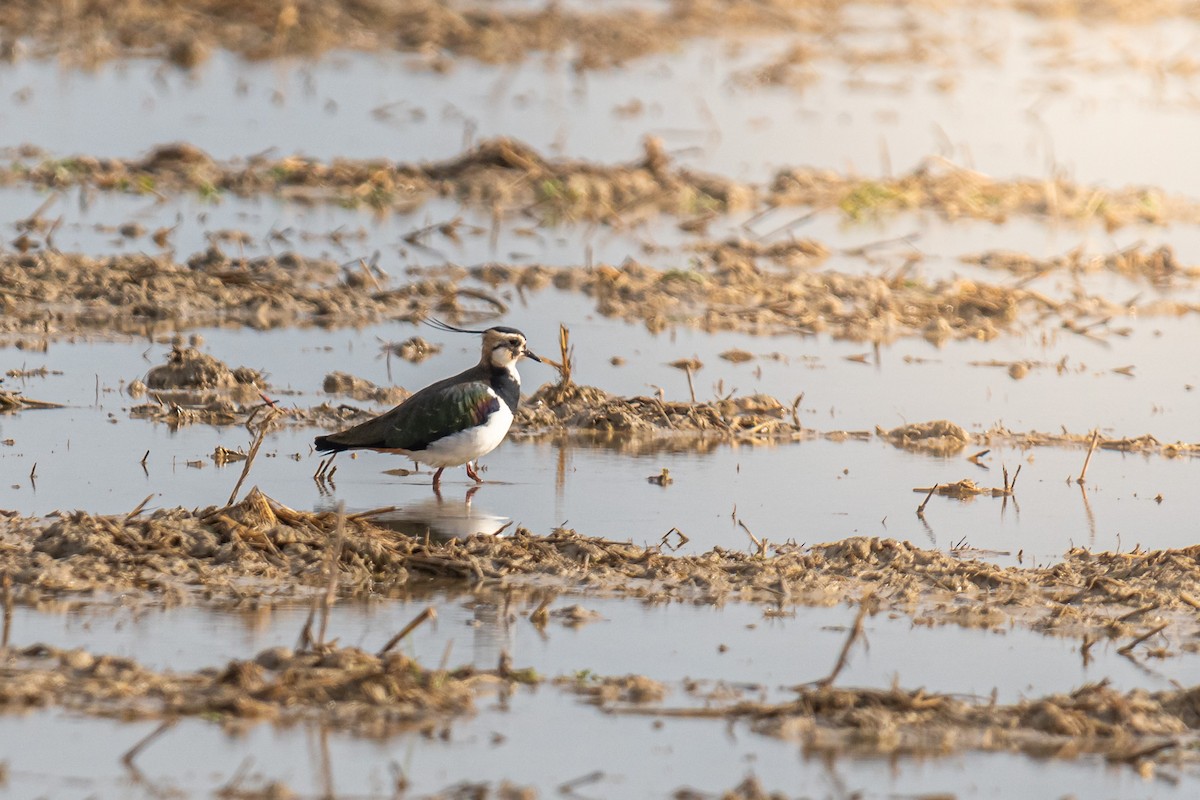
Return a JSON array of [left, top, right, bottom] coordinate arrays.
[[314, 321, 542, 490]]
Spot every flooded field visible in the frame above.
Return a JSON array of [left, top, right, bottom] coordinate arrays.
[[4, 1, 1200, 797]]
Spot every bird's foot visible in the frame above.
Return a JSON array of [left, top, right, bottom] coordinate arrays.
[[465, 462, 484, 483]]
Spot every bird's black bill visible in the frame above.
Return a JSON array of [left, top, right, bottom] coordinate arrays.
[[424, 317, 487, 335], [524, 349, 543, 363]]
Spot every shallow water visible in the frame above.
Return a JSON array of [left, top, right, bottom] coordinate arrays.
[[3, 307, 1200, 563], [3, 3, 1200, 795], [3, 8, 1200, 189], [2, 703, 1190, 800], [7, 592, 1195, 705], [0, 406, 1193, 565]]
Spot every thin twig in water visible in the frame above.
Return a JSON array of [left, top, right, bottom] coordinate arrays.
[[227, 408, 280, 505], [1118, 623, 1169, 656], [377, 606, 438, 658], [684, 365, 696, 404], [917, 484, 938, 515], [557, 771, 606, 795], [295, 603, 316, 653], [1077, 429, 1100, 484], [1, 573, 11, 650], [1080, 634, 1096, 666], [738, 519, 765, 555], [121, 719, 177, 770], [558, 323, 574, 387], [316, 502, 346, 648], [813, 592, 874, 689], [1106, 740, 1181, 765], [125, 493, 155, 523]]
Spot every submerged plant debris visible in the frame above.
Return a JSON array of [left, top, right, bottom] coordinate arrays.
[[4, 489, 1200, 650], [0, 641, 533, 737], [0, 248, 459, 336], [633, 680, 1200, 770], [3, 0, 1200, 791], [7, 139, 1200, 229]]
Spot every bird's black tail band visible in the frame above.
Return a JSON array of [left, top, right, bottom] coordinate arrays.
[[314, 434, 351, 453]]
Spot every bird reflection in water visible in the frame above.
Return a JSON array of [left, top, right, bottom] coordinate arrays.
[[354, 491, 513, 543]]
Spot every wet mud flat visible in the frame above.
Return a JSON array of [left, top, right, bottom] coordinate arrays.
[[4, 490, 1200, 788], [6, 0, 1200, 797]]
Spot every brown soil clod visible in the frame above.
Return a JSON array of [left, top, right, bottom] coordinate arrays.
[[0, 641, 536, 737], [879, 420, 969, 454], [145, 344, 263, 391], [322, 371, 409, 405], [4, 492, 1200, 645]]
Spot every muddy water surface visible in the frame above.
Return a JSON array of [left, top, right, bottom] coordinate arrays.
[[5, 1, 1200, 796]]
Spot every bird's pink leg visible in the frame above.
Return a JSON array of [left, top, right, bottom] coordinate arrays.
[[465, 462, 483, 483], [432, 467, 445, 489]]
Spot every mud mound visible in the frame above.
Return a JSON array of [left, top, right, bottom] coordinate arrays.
[[1, 641, 534, 736], [0, 248, 459, 336], [322, 371, 409, 404], [632, 681, 1200, 767], [146, 345, 263, 391], [519, 383, 801, 439], [879, 419, 969, 454], [3, 491, 1200, 649]]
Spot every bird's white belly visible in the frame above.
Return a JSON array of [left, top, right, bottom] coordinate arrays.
[[412, 401, 514, 468]]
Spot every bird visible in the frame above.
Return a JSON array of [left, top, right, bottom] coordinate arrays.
[[314, 320, 542, 490]]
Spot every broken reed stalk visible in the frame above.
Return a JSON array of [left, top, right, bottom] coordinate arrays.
[[377, 606, 438, 658], [558, 323, 573, 388], [1117, 623, 1169, 656], [295, 603, 316, 653], [790, 392, 804, 429], [226, 408, 280, 506], [684, 365, 697, 404], [1077, 429, 1100, 484], [1106, 740, 1181, 765], [1080, 634, 1096, 667], [917, 484, 938, 515], [316, 502, 346, 648], [1, 573, 11, 650], [737, 519, 765, 555], [125, 493, 154, 523], [814, 592, 874, 689], [120, 719, 177, 769]]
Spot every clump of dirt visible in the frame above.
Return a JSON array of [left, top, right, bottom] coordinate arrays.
[[964, 244, 1197, 286], [518, 382, 802, 440], [632, 681, 1200, 768], [8, 138, 753, 223], [0, 248, 469, 338], [126, 345, 271, 426], [879, 420, 969, 454], [687, 237, 831, 271], [146, 345, 263, 391], [322, 371, 409, 405], [0, 0, 872, 70], [12, 140, 1200, 232], [385, 336, 442, 364], [768, 157, 1196, 228], [561, 673, 667, 706], [467, 258, 1135, 344], [0, 641, 535, 736]]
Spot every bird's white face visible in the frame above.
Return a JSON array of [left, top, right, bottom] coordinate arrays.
[[483, 329, 540, 369]]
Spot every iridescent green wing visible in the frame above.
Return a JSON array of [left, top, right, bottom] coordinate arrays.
[[383, 379, 499, 451]]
